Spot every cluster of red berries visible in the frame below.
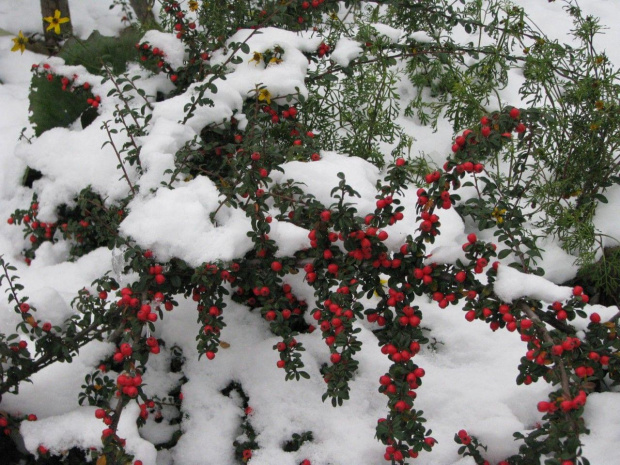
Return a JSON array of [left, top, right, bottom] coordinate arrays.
[[313, 297, 354, 346], [146, 261, 166, 285], [418, 210, 440, 235], [275, 337, 300, 368], [116, 372, 143, 398], [7, 202, 59, 254], [135, 41, 175, 71], [296, 0, 326, 24], [537, 389, 588, 414], [301, 0, 325, 9], [162, 1, 197, 39], [261, 103, 298, 124], [9, 339, 29, 353], [451, 107, 526, 156], [317, 42, 330, 57], [380, 341, 421, 364], [456, 429, 472, 445], [86, 95, 101, 108]]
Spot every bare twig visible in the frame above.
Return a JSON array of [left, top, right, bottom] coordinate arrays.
[[102, 120, 136, 196]]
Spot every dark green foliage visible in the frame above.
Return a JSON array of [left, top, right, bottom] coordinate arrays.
[[59, 29, 143, 75], [29, 74, 92, 136]]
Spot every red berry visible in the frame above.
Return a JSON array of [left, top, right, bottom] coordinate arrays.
[[509, 108, 520, 119]]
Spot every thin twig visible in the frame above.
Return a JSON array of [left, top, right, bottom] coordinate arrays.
[[103, 120, 136, 196]]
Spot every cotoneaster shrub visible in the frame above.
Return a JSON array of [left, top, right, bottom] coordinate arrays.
[[1, 1, 619, 465]]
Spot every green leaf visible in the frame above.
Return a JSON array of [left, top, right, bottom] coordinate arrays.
[[29, 74, 92, 137], [498, 249, 512, 259], [59, 29, 144, 75], [594, 193, 608, 203]]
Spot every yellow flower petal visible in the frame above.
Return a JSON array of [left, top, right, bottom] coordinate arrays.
[[249, 51, 263, 64], [44, 9, 70, 35], [11, 31, 28, 54], [257, 89, 271, 104]]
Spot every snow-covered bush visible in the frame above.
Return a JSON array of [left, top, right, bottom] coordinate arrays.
[[1, 1, 619, 464]]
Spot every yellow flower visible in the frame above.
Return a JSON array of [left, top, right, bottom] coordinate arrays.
[[44, 9, 70, 35], [257, 88, 271, 104], [374, 278, 388, 297], [11, 30, 28, 54], [491, 207, 507, 224], [268, 57, 283, 65], [188, 1, 199, 11], [249, 51, 263, 65]]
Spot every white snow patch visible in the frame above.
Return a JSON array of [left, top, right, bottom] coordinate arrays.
[[494, 265, 572, 303], [331, 37, 363, 67], [21, 404, 157, 464], [141, 30, 188, 70]]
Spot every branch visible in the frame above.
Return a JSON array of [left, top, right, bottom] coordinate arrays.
[[102, 120, 136, 196]]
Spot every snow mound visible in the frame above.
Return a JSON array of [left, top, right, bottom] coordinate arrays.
[[494, 265, 572, 303]]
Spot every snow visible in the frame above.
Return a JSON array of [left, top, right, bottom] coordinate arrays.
[[272, 152, 380, 214], [0, 1, 618, 465], [119, 176, 254, 266], [331, 37, 363, 67], [370, 23, 403, 43], [141, 30, 188, 70], [21, 404, 158, 464], [494, 265, 572, 303], [593, 183, 620, 250], [409, 31, 433, 44], [210, 27, 321, 102]]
